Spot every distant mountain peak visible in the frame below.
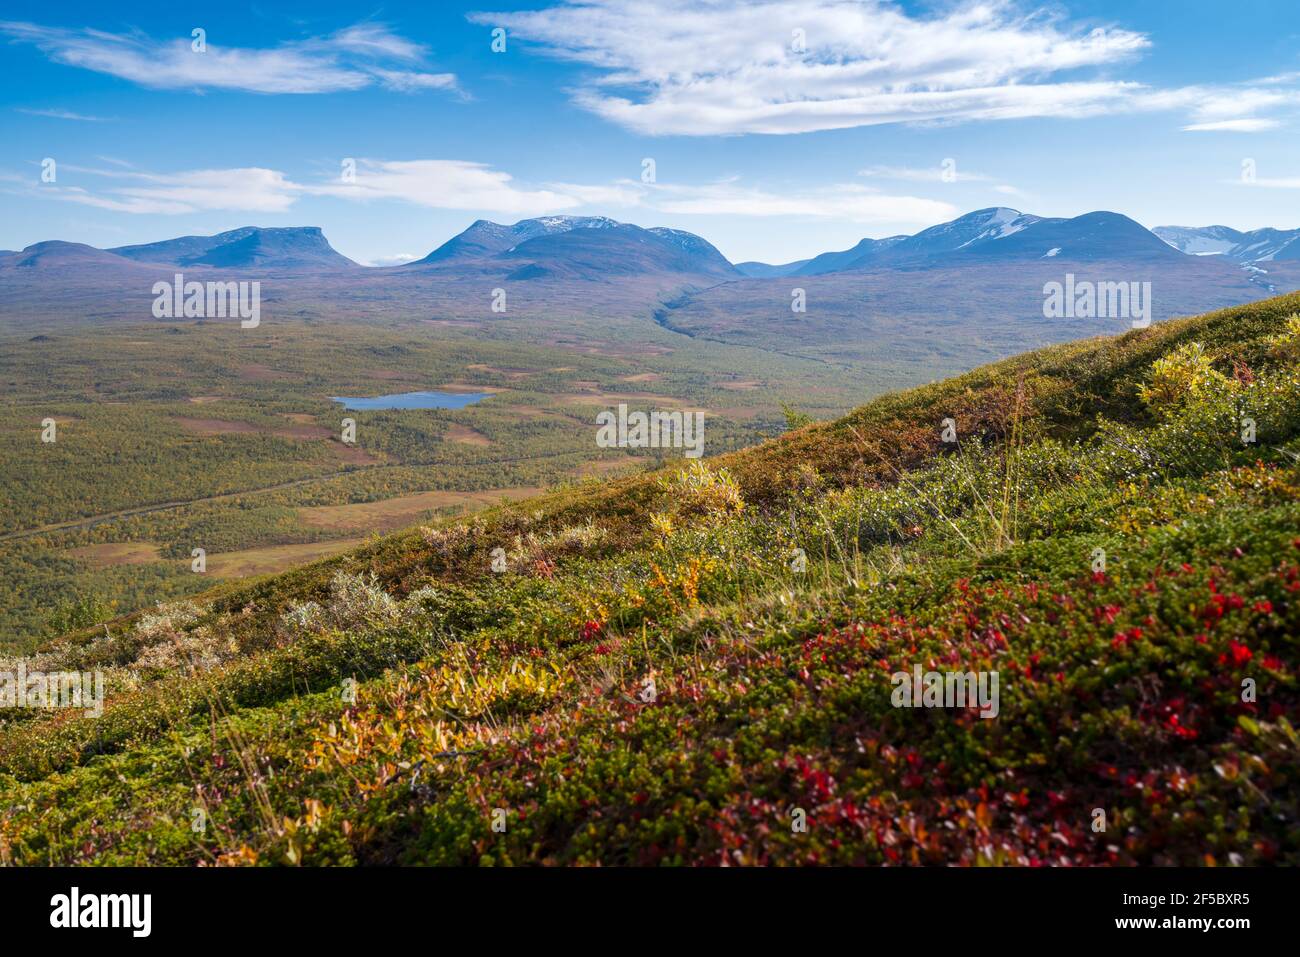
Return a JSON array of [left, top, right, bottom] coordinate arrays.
[[741, 207, 1184, 275], [647, 226, 730, 260], [109, 226, 356, 271], [1153, 224, 1300, 263], [535, 215, 620, 229], [953, 208, 1038, 248], [951, 210, 1183, 264], [410, 215, 737, 280], [7, 240, 150, 270]]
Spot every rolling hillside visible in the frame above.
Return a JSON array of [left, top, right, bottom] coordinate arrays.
[[2, 292, 1298, 866]]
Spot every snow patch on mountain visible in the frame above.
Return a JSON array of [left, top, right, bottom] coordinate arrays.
[[951, 209, 1039, 250], [1153, 225, 1300, 263]]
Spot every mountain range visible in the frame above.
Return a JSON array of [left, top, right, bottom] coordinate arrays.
[[1152, 225, 1300, 263], [3, 207, 1295, 284]]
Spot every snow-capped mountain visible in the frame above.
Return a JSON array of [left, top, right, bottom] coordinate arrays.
[[512, 216, 622, 244], [891, 207, 1042, 260], [12, 209, 1299, 290], [410, 215, 738, 280], [1153, 225, 1245, 256], [956, 211, 1184, 263], [413, 216, 623, 265], [736, 208, 1180, 276], [790, 208, 1043, 273], [1154, 225, 1300, 262]]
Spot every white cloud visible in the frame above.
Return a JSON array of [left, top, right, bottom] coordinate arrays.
[[19, 159, 579, 217], [859, 164, 992, 183], [31, 166, 300, 214], [469, 0, 1299, 136], [114, 168, 299, 213], [1243, 175, 1300, 189], [493, 173, 955, 226], [469, 0, 1154, 135], [543, 181, 646, 206], [36, 186, 185, 215], [368, 252, 420, 266], [328, 23, 425, 61], [1258, 71, 1300, 86], [0, 20, 459, 95], [641, 180, 956, 224], [368, 69, 460, 93], [311, 159, 581, 215], [15, 107, 110, 121], [859, 163, 1031, 202], [14, 158, 958, 231], [1079, 81, 1300, 133], [1184, 118, 1281, 133], [1166, 87, 1296, 132]]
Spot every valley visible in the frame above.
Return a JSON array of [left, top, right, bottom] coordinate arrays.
[[0, 314, 856, 651], [4, 208, 1299, 654]]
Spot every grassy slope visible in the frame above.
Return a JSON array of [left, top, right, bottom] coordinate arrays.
[[2, 293, 1299, 865]]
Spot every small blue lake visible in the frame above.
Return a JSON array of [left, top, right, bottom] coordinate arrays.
[[330, 391, 492, 411]]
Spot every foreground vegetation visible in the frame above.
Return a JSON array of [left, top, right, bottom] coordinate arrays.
[[2, 294, 1298, 865]]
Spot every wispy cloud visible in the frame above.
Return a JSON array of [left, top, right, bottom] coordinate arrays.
[[858, 162, 1026, 201], [10, 156, 956, 232], [18, 165, 300, 214], [1240, 174, 1300, 189], [1167, 86, 1297, 132], [323, 164, 959, 227], [543, 182, 646, 207], [858, 164, 992, 183], [328, 23, 426, 61], [468, 0, 1151, 135], [15, 107, 111, 121], [543, 174, 955, 225], [1184, 118, 1281, 133], [13, 160, 573, 217], [311, 159, 581, 215], [365, 69, 460, 93], [633, 179, 956, 224], [468, 0, 1298, 136], [0, 20, 459, 95]]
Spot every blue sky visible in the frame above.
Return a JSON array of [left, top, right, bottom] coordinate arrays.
[[2, 0, 1298, 265]]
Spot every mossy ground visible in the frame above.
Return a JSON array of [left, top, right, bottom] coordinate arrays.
[[3, 295, 1299, 866]]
